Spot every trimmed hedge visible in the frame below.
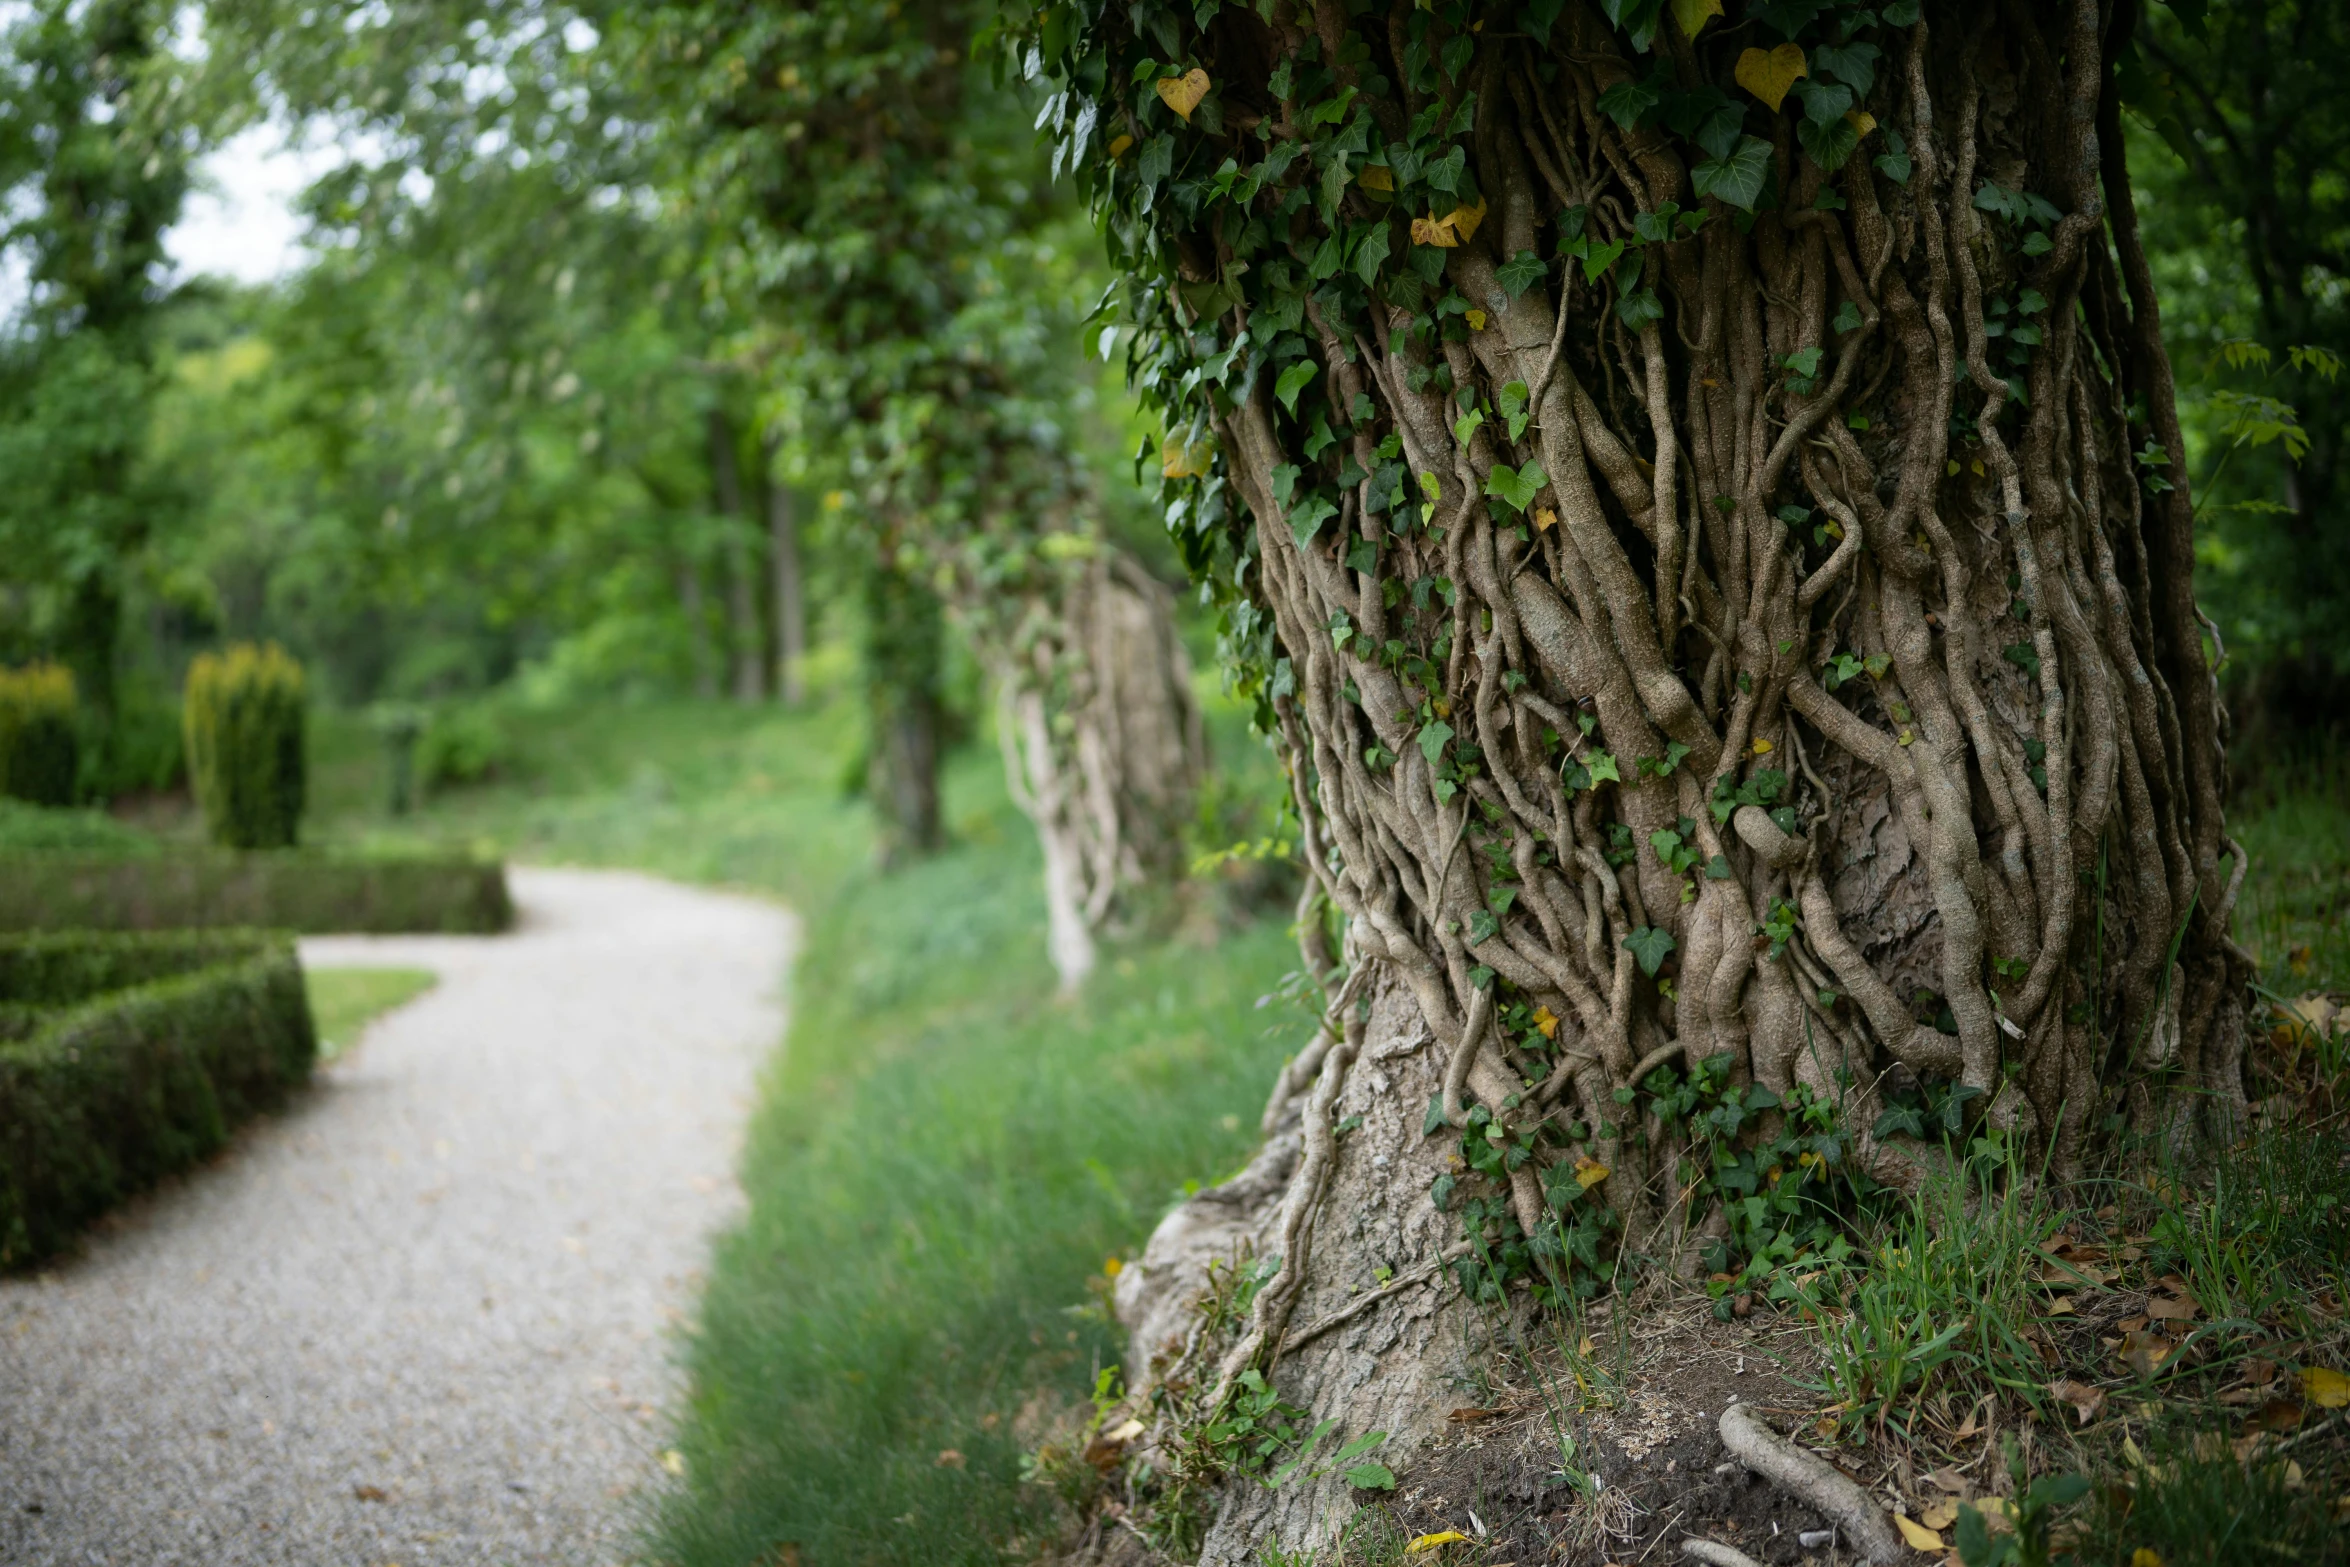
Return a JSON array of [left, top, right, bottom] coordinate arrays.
[[0, 850, 513, 935], [185, 643, 306, 850], [0, 929, 316, 1268], [0, 663, 79, 808]]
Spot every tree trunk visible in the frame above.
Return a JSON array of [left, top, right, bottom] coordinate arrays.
[[862, 554, 944, 866], [1040, 2, 2248, 1558], [765, 434, 808, 706], [993, 549, 1208, 990], [675, 551, 718, 700], [709, 408, 766, 705]]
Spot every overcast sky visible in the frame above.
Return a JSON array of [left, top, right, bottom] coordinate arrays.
[[166, 122, 339, 287]]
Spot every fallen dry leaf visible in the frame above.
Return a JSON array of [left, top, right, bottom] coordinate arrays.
[[1406, 1531, 1468, 1553], [2121, 1329, 2174, 1379], [935, 1448, 967, 1468], [2145, 1292, 2199, 1323], [1446, 1407, 1500, 1423], [2300, 1366, 2350, 1408], [1921, 1498, 1959, 1530], [1735, 43, 1808, 112], [1155, 68, 1210, 122], [353, 1484, 389, 1503], [2252, 1397, 2306, 1433], [2048, 1379, 2106, 1425], [1925, 1466, 1972, 1495], [1893, 1512, 1944, 1551]]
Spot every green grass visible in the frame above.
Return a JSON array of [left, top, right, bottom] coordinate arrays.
[[2235, 748, 2350, 995], [304, 967, 437, 1060], [292, 675, 1303, 1567]]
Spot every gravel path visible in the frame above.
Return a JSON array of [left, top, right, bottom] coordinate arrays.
[[0, 867, 796, 1567]]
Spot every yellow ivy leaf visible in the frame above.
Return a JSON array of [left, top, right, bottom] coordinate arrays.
[[1574, 1156, 1611, 1190], [1405, 1533, 1468, 1554], [1894, 1513, 1944, 1552], [1446, 196, 1489, 242], [1465, 308, 1488, 331], [1972, 459, 1987, 476], [2131, 1551, 2164, 1567], [2301, 1366, 2350, 1408], [1411, 213, 1460, 248], [1532, 1005, 1560, 1039], [1847, 110, 1877, 138], [1360, 164, 1395, 192], [1533, 506, 1558, 532], [1161, 437, 1215, 479], [1751, 736, 1775, 754], [1108, 133, 1134, 159], [1673, 0, 1724, 37], [1897, 728, 1915, 747], [1156, 68, 1210, 122], [1735, 44, 1807, 113]]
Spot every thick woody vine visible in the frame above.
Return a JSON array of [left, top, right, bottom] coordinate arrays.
[[1022, 0, 2245, 1428]]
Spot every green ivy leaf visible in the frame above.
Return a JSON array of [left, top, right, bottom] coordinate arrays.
[[1468, 907, 1500, 944], [1624, 925, 1677, 977], [1495, 249, 1548, 298], [1873, 126, 1913, 185], [1418, 719, 1454, 765], [1484, 461, 1548, 514], [1290, 494, 1338, 545], [1690, 136, 1771, 211], [1276, 359, 1319, 414]]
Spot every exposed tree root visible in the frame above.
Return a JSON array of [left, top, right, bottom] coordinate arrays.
[[1679, 1540, 1769, 1567], [1716, 1404, 1901, 1566]]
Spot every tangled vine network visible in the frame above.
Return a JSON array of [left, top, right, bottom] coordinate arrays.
[[1021, 0, 2248, 1294]]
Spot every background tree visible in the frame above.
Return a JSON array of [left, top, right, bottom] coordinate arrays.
[[2125, 0, 2350, 761], [1024, 0, 2245, 1554], [0, 0, 200, 750], [620, 0, 1206, 970]]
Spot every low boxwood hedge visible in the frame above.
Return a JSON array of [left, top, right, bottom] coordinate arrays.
[[0, 930, 316, 1268], [0, 850, 512, 934]]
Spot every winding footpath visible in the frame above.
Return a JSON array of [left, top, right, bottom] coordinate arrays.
[[0, 867, 796, 1566]]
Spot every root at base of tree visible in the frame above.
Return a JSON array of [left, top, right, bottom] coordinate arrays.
[[1715, 1403, 1901, 1566]]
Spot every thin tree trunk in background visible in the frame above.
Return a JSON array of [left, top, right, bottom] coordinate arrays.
[[861, 554, 943, 865], [709, 408, 765, 704], [765, 433, 807, 706], [676, 554, 717, 700]]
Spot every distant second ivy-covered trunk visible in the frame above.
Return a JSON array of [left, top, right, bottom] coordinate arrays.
[[992, 547, 1207, 989], [860, 554, 945, 866], [1024, 0, 2247, 1557]]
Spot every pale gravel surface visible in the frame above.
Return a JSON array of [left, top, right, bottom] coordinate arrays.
[[0, 867, 797, 1567]]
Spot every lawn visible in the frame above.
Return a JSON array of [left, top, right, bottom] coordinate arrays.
[[304, 966, 438, 1060]]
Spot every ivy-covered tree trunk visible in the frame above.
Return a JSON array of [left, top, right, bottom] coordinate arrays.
[[1029, 0, 2247, 1557], [765, 438, 809, 706], [994, 547, 1208, 989]]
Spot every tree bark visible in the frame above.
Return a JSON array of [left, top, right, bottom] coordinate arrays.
[[862, 554, 944, 866], [993, 549, 1208, 990], [709, 408, 767, 705], [675, 549, 718, 701], [765, 434, 808, 706], [1039, 2, 2249, 1557]]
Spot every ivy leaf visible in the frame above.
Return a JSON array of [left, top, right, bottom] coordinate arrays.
[[1352, 221, 1392, 285], [1418, 719, 1454, 765], [1276, 359, 1319, 414], [1691, 136, 1772, 212], [1596, 74, 1662, 130], [1580, 236, 1626, 283], [1484, 461, 1547, 514], [1624, 925, 1677, 977], [1812, 40, 1879, 96], [1873, 126, 1912, 185], [1832, 299, 1863, 334], [1618, 288, 1664, 331], [1586, 750, 1621, 783], [1796, 112, 1861, 173], [1496, 249, 1548, 298], [1289, 494, 1338, 545], [1468, 907, 1500, 944], [1270, 463, 1301, 506], [2003, 641, 2042, 678]]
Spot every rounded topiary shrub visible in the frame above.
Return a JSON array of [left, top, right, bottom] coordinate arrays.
[[183, 643, 306, 850], [0, 663, 80, 807]]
